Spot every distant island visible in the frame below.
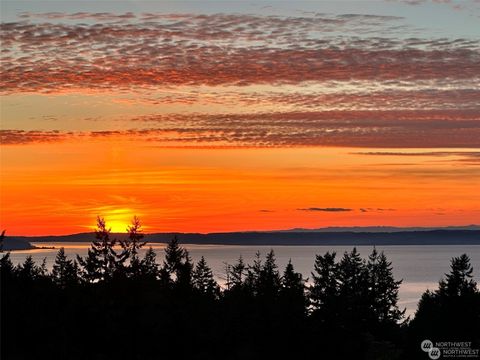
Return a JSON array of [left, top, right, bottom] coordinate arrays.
[[1, 237, 37, 251], [4, 226, 480, 249]]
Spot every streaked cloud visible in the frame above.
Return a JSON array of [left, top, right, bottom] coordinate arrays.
[[297, 207, 353, 212], [2, 109, 480, 148], [1, 13, 479, 93]]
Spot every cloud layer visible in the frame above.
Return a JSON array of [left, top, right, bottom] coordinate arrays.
[[2, 109, 479, 147], [1, 11, 478, 148], [1, 13, 479, 92]]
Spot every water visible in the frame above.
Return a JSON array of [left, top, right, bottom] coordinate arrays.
[[8, 242, 480, 317]]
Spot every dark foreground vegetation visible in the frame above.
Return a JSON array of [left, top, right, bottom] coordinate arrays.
[[1, 218, 479, 360]]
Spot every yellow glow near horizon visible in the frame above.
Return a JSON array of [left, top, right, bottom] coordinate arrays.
[[91, 208, 137, 233]]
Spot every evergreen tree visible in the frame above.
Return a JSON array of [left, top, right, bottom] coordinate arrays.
[[164, 235, 185, 274], [0, 252, 15, 282], [309, 251, 339, 313], [280, 259, 307, 315], [338, 247, 366, 294], [366, 248, 405, 323], [176, 250, 193, 289], [410, 254, 480, 351], [120, 216, 147, 278], [52, 247, 79, 288], [77, 216, 120, 282], [227, 256, 246, 291], [158, 265, 172, 289], [437, 254, 477, 297], [139, 246, 159, 280], [337, 248, 369, 323], [257, 250, 281, 299], [16, 255, 42, 282], [245, 251, 262, 294], [193, 256, 220, 298]]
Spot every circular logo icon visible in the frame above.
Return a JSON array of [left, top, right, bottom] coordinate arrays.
[[429, 347, 441, 359], [421, 340, 433, 353]]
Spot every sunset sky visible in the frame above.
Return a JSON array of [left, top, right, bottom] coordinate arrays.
[[1, 0, 479, 235]]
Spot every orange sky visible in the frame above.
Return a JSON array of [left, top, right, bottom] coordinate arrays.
[[1, 3, 479, 235], [1, 140, 479, 235]]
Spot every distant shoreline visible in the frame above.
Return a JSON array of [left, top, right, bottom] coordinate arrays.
[[5, 229, 480, 248]]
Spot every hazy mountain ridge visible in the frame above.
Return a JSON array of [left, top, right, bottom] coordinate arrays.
[[5, 227, 480, 247], [278, 225, 480, 233]]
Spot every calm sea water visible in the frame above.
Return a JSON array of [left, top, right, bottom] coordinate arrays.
[[8, 242, 480, 317]]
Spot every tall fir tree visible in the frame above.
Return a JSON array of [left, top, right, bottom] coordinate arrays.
[[309, 251, 339, 313], [193, 256, 219, 298], [164, 235, 185, 275], [0, 252, 15, 283], [257, 250, 281, 299], [227, 256, 246, 291], [16, 255, 43, 282], [280, 259, 307, 316], [52, 247, 80, 288], [245, 251, 262, 295], [77, 216, 121, 282], [140, 246, 159, 280], [120, 216, 147, 278], [176, 250, 193, 289], [366, 247, 404, 323], [437, 254, 477, 297]]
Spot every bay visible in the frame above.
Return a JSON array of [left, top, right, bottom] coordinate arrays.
[[8, 242, 480, 317]]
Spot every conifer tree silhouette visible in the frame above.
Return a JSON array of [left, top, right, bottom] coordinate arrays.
[[140, 246, 159, 280], [193, 256, 219, 298], [410, 254, 480, 353], [438, 254, 477, 297], [52, 247, 79, 288], [164, 235, 184, 275], [280, 259, 307, 316], [77, 216, 120, 282], [119, 216, 147, 278], [257, 250, 281, 299], [366, 247, 405, 323], [309, 251, 339, 315], [228, 255, 246, 291]]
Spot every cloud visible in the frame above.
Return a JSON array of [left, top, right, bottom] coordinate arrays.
[[297, 207, 353, 212], [353, 151, 480, 164], [360, 208, 396, 212], [1, 13, 479, 93], [115, 88, 480, 111], [0, 130, 70, 144], [19, 12, 137, 22], [353, 151, 480, 157], [2, 110, 480, 148]]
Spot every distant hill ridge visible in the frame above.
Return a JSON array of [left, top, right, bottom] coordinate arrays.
[[277, 225, 480, 233], [4, 227, 480, 248]]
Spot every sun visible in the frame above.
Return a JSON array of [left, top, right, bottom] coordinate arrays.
[[92, 208, 137, 233]]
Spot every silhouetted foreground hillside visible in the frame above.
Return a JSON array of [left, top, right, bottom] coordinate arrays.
[[8, 229, 480, 246], [1, 218, 479, 360]]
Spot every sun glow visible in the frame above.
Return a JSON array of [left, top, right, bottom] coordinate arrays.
[[92, 208, 137, 233]]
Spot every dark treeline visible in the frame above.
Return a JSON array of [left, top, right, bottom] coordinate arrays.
[[1, 218, 479, 359]]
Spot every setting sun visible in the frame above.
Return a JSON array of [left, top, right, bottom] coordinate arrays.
[[91, 208, 137, 233]]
